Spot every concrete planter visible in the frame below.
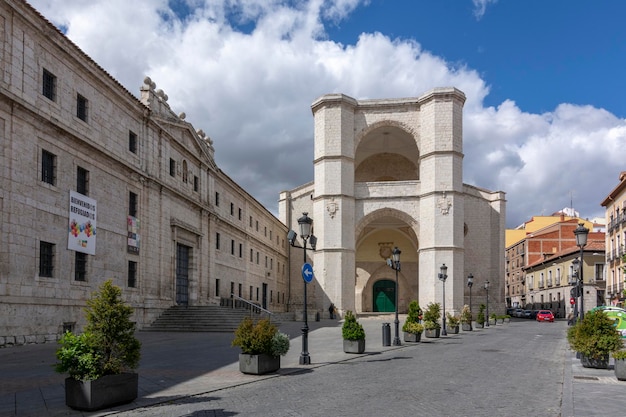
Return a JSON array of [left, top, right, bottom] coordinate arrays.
[[475, 322, 484, 329], [462, 323, 473, 331], [424, 328, 441, 338], [65, 373, 138, 411], [343, 339, 365, 353], [404, 332, 422, 343], [239, 353, 280, 375], [448, 325, 460, 334], [614, 359, 626, 381], [580, 354, 609, 369]]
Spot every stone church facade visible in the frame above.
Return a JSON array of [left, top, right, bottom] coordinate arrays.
[[280, 90, 506, 317], [0, 1, 289, 346]]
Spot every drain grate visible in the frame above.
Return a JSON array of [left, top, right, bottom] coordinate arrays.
[[573, 376, 599, 381]]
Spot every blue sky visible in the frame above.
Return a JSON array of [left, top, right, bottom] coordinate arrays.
[[325, 0, 626, 118], [29, 0, 626, 228]]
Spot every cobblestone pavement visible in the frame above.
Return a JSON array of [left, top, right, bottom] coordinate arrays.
[[1, 318, 625, 417]]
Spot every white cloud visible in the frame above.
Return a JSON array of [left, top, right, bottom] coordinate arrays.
[[472, 0, 498, 20], [27, 0, 625, 228]]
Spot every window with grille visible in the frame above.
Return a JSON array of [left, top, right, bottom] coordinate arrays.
[[41, 150, 56, 185], [77, 166, 88, 195], [129, 131, 137, 153], [39, 241, 55, 277], [193, 176, 198, 192], [128, 261, 137, 288], [76, 94, 88, 122], [75, 252, 87, 281], [42, 69, 56, 101], [129, 192, 138, 217], [216, 232, 220, 249], [231, 239, 235, 255], [215, 279, 220, 297], [215, 192, 220, 206]]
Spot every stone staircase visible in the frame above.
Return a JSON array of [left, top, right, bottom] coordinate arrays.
[[145, 305, 278, 332]]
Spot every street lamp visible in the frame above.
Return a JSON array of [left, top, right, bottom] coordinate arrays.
[[574, 223, 589, 320], [439, 264, 448, 336], [387, 247, 402, 346], [484, 280, 490, 327], [571, 257, 580, 321], [287, 212, 317, 365], [467, 273, 474, 314]]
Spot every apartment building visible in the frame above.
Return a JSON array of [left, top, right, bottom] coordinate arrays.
[[602, 171, 626, 307]]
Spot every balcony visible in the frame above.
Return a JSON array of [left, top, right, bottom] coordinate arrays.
[[547, 279, 553, 287]]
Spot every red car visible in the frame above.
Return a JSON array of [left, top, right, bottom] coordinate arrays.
[[536, 310, 554, 322]]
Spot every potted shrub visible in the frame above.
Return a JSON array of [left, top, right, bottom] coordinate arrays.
[[446, 312, 460, 334], [402, 301, 423, 342], [423, 302, 441, 338], [612, 350, 626, 381], [475, 304, 486, 329], [489, 312, 497, 325], [460, 304, 472, 331], [232, 317, 290, 374], [567, 310, 622, 369], [342, 310, 366, 353], [55, 280, 141, 411]]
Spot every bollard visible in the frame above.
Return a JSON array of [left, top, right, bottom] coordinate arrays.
[[382, 322, 391, 346]]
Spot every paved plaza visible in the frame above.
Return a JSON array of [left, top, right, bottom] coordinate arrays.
[[0, 317, 624, 417]]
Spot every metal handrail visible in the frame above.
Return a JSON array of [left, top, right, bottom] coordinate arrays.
[[229, 294, 273, 319]]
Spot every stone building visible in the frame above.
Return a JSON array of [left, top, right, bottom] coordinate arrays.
[[279, 90, 506, 318], [0, 0, 288, 346], [602, 171, 626, 307]]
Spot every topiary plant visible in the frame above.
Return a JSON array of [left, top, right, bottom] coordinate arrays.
[[55, 280, 141, 381], [402, 300, 423, 333], [342, 310, 365, 341]]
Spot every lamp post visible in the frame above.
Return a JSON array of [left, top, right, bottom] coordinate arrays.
[[287, 212, 317, 365], [439, 264, 448, 336], [467, 273, 474, 314], [484, 280, 490, 327], [571, 258, 580, 321], [574, 223, 589, 320], [387, 247, 402, 346]]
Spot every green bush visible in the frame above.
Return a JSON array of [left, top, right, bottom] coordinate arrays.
[[613, 350, 626, 360], [567, 310, 623, 359], [342, 310, 365, 340], [270, 332, 290, 357], [476, 303, 486, 324], [402, 300, 423, 333], [55, 280, 141, 381], [403, 322, 424, 334], [423, 302, 441, 330], [446, 312, 460, 327], [232, 317, 283, 356]]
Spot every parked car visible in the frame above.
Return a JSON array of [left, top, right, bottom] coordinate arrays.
[[523, 310, 532, 319], [514, 309, 524, 318], [536, 310, 554, 322]]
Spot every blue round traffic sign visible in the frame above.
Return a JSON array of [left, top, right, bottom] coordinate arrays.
[[302, 263, 314, 283]]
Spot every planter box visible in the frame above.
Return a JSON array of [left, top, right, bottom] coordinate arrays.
[[424, 328, 440, 338], [580, 354, 609, 369], [475, 322, 484, 329], [447, 325, 460, 334], [462, 323, 472, 331], [343, 338, 365, 353], [239, 353, 280, 375], [489, 319, 497, 325], [404, 332, 421, 343], [497, 319, 504, 324], [65, 373, 138, 411], [615, 358, 626, 381]]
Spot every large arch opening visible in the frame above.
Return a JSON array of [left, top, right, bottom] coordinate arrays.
[[355, 209, 419, 314]]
